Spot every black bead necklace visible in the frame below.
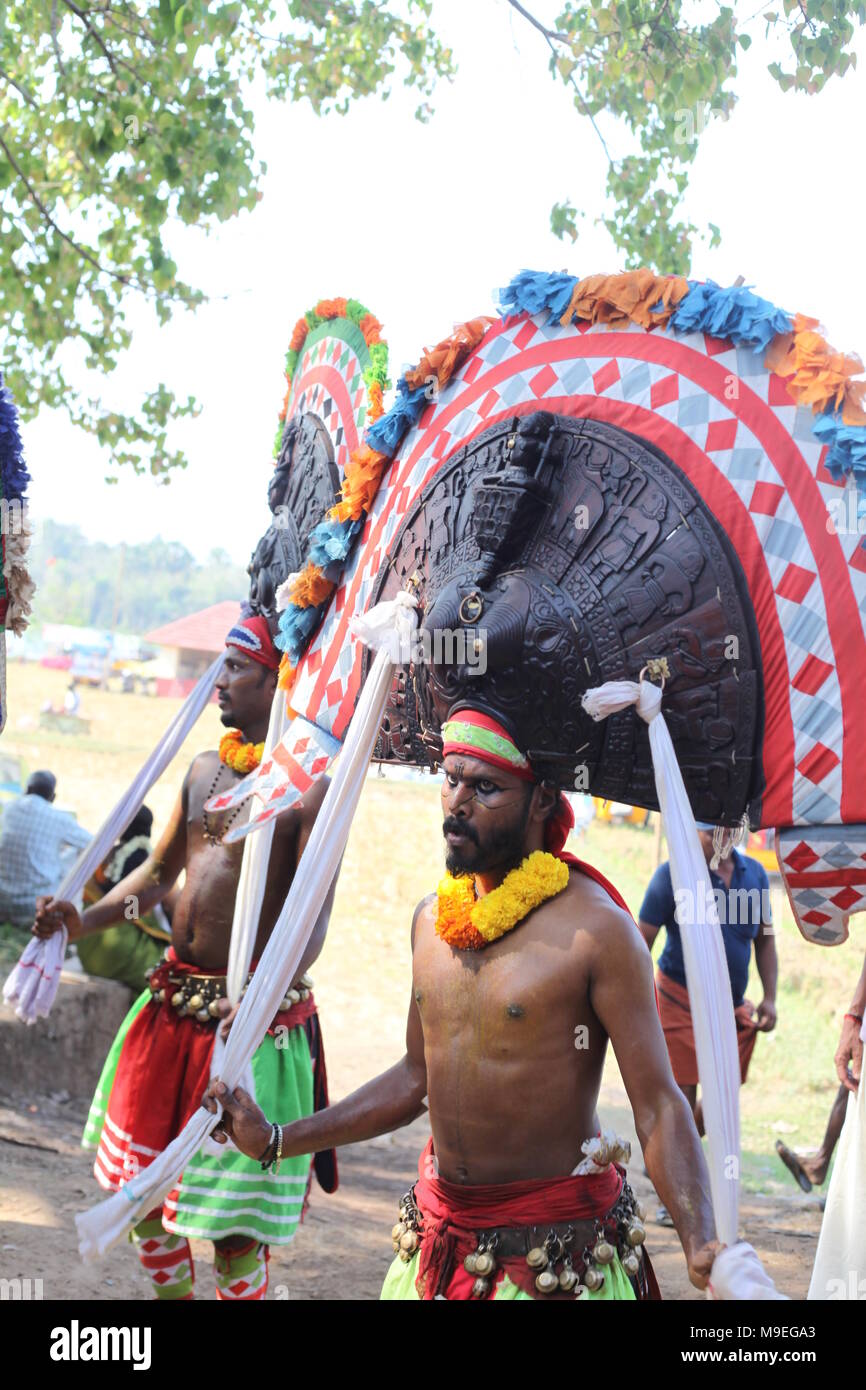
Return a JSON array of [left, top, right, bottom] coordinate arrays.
[[202, 761, 246, 846]]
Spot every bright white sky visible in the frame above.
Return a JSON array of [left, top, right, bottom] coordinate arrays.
[[19, 0, 866, 571]]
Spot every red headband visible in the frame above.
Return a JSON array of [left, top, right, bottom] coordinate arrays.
[[225, 615, 280, 671]]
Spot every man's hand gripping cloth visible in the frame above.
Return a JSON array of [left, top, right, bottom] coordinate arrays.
[[381, 1140, 659, 1301], [75, 592, 419, 1261], [581, 679, 786, 1300], [3, 654, 225, 1024], [80, 950, 332, 1245]]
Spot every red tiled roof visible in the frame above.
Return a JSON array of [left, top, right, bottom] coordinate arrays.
[[144, 601, 241, 653]]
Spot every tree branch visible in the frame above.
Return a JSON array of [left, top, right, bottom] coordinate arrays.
[[60, 0, 146, 84], [0, 67, 40, 110], [506, 0, 614, 167], [0, 128, 136, 288]]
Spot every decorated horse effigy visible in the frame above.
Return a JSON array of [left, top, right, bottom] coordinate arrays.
[[249, 272, 866, 955]]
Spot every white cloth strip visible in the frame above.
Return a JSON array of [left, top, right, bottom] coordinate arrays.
[[224, 686, 289, 1004], [3, 654, 225, 1024], [75, 592, 418, 1261], [582, 679, 784, 1298]]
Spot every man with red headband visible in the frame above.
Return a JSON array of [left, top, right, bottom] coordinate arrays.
[[206, 702, 720, 1301], [34, 616, 338, 1301]]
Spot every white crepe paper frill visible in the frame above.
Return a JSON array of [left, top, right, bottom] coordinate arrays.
[[3, 654, 225, 1024], [75, 592, 418, 1261], [581, 678, 784, 1298]]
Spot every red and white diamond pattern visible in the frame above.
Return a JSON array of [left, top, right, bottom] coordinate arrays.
[[777, 824, 866, 944], [284, 332, 367, 479], [290, 310, 866, 835]]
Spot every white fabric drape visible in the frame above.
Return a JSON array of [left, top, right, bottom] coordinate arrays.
[[807, 1076, 866, 1299], [75, 593, 418, 1261], [3, 655, 225, 1025], [224, 686, 289, 1005], [582, 678, 785, 1299]]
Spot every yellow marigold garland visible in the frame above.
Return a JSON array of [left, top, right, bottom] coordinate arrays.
[[219, 730, 265, 775], [435, 850, 570, 951]]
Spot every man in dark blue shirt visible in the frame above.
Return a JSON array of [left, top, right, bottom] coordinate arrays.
[[638, 824, 778, 1156]]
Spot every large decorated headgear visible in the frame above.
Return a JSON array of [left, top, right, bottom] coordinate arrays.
[[253, 269, 866, 949], [225, 615, 280, 671]]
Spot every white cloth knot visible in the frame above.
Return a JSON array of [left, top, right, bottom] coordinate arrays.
[[350, 591, 419, 657], [581, 678, 662, 725]]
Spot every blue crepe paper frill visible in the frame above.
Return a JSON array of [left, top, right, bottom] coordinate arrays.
[[0, 374, 30, 502], [276, 601, 326, 666], [813, 412, 866, 528], [308, 517, 363, 574], [364, 378, 429, 457], [498, 270, 579, 322], [667, 280, 793, 354]]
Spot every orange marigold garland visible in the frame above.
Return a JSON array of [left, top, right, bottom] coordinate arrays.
[[219, 730, 265, 775], [435, 851, 570, 951]]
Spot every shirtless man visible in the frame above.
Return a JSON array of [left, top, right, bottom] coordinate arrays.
[[34, 616, 336, 1302], [205, 705, 720, 1301]]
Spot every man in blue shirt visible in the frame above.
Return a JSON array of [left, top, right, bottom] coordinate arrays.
[[638, 823, 778, 1159]]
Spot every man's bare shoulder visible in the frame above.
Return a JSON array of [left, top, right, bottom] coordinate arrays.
[[561, 867, 643, 952], [186, 749, 220, 784], [411, 893, 436, 946]]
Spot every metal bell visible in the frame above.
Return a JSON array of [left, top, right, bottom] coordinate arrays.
[[208, 999, 222, 1018], [622, 1252, 640, 1277], [558, 1266, 579, 1292], [391, 1222, 406, 1244], [471, 1277, 491, 1299], [299, 973, 313, 989], [157, 988, 166, 1003], [463, 1252, 479, 1275], [593, 1239, 615, 1264], [526, 1246, 548, 1270], [474, 1251, 495, 1278], [627, 1221, 646, 1247], [287, 988, 301, 1004], [171, 991, 184, 1008], [535, 1268, 559, 1296], [583, 1266, 605, 1292], [399, 1229, 419, 1253], [299, 989, 311, 1001], [398, 1248, 413, 1263], [188, 993, 204, 1012], [574, 1283, 589, 1299], [195, 1007, 210, 1022], [279, 997, 292, 1011]]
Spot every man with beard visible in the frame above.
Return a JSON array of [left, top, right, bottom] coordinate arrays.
[[33, 616, 337, 1301], [205, 706, 721, 1301]]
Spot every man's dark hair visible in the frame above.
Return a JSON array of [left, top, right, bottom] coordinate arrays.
[[124, 805, 154, 840], [27, 770, 57, 801]]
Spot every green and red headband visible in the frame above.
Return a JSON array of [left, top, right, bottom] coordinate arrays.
[[441, 709, 536, 782]]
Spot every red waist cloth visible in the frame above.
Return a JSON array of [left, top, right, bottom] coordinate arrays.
[[412, 1139, 625, 1300], [98, 949, 337, 1196], [656, 968, 758, 1088]]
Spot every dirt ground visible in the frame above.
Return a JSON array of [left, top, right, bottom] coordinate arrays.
[[0, 1041, 824, 1303]]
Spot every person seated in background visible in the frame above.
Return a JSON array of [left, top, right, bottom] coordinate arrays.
[[76, 805, 174, 994], [64, 680, 81, 715], [0, 770, 91, 929]]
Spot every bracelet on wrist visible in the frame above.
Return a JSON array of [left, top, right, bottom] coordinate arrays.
[[845, 1011, 864, 1024], [258, 1122, 278, 1168], [271, 1124, 284, 1176]]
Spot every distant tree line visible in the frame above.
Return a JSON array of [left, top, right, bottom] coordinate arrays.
[[29, 520, 249, 635]]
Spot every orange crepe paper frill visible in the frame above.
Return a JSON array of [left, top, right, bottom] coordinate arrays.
[[289, 562, 335, 609], [289, 317, 308, 353], [404, 318, 496, 392], [329, 444, 389, 524], [560, 270, 689, 331], [315, 297, 348, 321], [277, 653, 296, 693], [368, 380, 384, 421], [765, 314, 866, 426]]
